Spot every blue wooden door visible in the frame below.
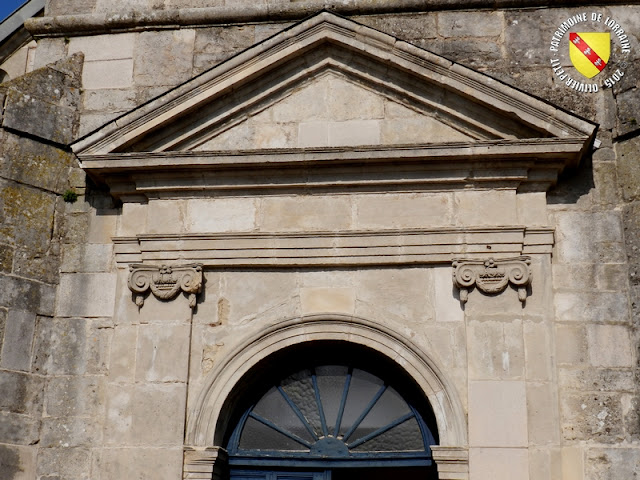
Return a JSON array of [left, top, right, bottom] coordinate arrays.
[[231, 470, 330, 480]]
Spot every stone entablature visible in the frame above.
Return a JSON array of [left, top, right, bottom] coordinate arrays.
[[113, 227, 553, 267]]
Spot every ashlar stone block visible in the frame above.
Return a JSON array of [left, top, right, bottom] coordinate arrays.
[[259, 196, 351, 232], [555, 324, 587, 365], [0, 309, 36, 372], [454, 190, 518, 227], [68, 33, 135, 62], [437, 11, 504, 38], [354, 193, 453, 229], [134, 30, 195, 87], [186, 198, 256, 233], [0, 444, 36, 479], [587, 324, 634, 367], [56, 273, 117, 318], [328, 120, 380, 147], [104, 384, 186, 446], [300, 287, 356, 315], [82, 58, 134, 90], [527, 382, 560, 445], [469, 447, 529, 480], [433, 266, 464, 323], [94, 447, 183, 480], [44, 376, 103, 418], [469, 380, 528, 447], [135, 324, 190, 382], [467, 319, 525, 380]]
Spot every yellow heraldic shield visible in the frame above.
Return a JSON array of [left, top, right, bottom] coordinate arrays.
[[569, 32, 611, 79]]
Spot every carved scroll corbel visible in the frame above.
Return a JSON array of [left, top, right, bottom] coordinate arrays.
[[128, 264, 203, 309], [452, 257, 531, 304]]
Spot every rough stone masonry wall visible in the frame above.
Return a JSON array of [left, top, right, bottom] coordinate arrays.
[[0, 55, 86, 478], [12, 2, 640, 479]]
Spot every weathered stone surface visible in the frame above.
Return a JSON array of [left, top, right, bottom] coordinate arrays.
[[587, 324, 634, 367], [616, 136, 640, 202], [0, 54, 83, 144], [0, 274, 56, 316], [0, 444, 36, 480], [44, 376, 104, 418], [36, 447, 91, 478], [561, 392, 625, 442], [68, 33, 136, 62], [33, 318, 111, 375], [193, 25, 255, 74], [585, 447, 640, 480], [0, 132, 77, 194], [437, 11, 503, 37], [559, 368, 637, 393], [56, 273, 117, 317], [616, 88, 640, 137], [0, 411, 40, 446], [93, 447, 183, 480], [0, 370, 44, 415], [0, 309, 36, 372], [0, 182, 57, 254], [355, 13, 437, 43], [134, 30, 195, 87], [555, 324, 588, 365], [40, 416, 103, 448], [104, 383, 186, 445]]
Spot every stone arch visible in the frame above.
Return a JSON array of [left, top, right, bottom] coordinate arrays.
[[186, 314, 467, 449]]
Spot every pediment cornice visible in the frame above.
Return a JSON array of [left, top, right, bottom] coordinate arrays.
[[72, 11, 597, 200]]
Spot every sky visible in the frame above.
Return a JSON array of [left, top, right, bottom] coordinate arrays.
[[0, 0, 28, 23]]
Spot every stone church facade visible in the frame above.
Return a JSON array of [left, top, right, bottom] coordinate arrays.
[[0, 1, 639, 479]]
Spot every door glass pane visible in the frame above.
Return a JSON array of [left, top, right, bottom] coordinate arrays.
[[316, 366, 349, 433], [338, 369, 383, 438], [281, 369, 322, 437], [351, 416, 424, 452], [348, 387, 410, 444], [253, 386, 315, 443], [239, 416, 310, 451]]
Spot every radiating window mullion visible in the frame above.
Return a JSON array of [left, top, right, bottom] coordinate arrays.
[[346, 411, 415, 449], [311, 370, 330, 437], [277, 385, 319, 441], [341, 384, 387, 443], [333, 368, 352, 437], [248, 412, 312, 448]]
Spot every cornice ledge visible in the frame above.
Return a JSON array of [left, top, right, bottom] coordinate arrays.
[[27, 1, 640, 37], [114, 228, 552, 268]]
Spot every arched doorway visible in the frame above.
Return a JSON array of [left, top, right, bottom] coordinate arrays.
[[222, 341, 440, 480], [184, 314, 469, 479]]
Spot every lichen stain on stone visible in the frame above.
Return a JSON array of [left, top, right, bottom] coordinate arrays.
[[0, 445, 24, 478]]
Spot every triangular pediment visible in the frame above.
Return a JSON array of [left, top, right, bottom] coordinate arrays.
[[72, 11, 596, 200]]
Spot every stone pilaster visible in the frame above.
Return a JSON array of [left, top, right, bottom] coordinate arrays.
[[183, 447, 228, 480], [431, 446, 469, 480]]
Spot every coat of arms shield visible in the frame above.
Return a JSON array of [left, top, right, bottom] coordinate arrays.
[[569, 32, 611, 79]]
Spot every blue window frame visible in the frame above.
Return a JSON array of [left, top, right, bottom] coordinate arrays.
[[227, 365, 436, 471]]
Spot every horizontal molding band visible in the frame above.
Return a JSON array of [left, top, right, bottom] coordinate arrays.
[[113, 227, 553, 267], [27, 1, 640, 37]]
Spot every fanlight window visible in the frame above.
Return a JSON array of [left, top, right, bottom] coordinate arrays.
[[227, 365, 436, 466]]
